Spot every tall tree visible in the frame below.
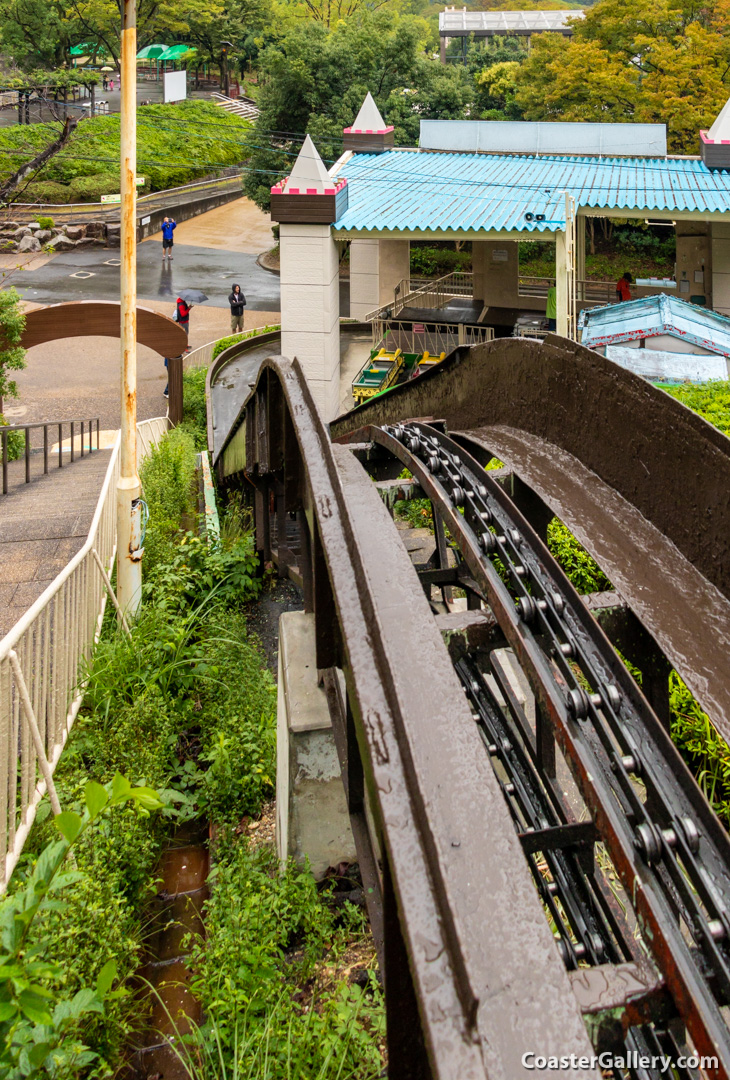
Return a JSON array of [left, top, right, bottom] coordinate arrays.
[[514, 0, 730, 151]]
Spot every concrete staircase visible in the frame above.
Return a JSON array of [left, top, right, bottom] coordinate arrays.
[[210, 92, 260, 121]]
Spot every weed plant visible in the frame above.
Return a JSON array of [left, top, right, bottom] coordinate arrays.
[[181, 367, 209, 451], [546, 519, 611, 594], [3, 425, 384, 1077], [183, 834, 384, 1079], [211, 325, 281, 363]]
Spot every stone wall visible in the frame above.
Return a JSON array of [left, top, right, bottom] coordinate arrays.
[[0, 220, 120, 254]]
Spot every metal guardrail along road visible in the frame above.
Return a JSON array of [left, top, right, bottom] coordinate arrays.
[[0, 416, 168, 888], [2, 173, 243, 224]]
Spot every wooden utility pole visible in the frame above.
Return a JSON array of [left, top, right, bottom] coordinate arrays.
[[116, 0, 143, 617]]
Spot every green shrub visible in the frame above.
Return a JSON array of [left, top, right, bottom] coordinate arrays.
[[212, 333, 245, 360], [185, 834, 385, 1079], [0, 415, 24, 461], [140, 426, 197, 572], [669, 672, 730, 826], [69, 172, 120, 202], [19, 180, 71, 204], [37, 214, 54, 229], [5, 778, 165, 1077], [0, 101, 251, 195], [181, 365, 208, 451], [663, 380, 730, 437], [546, 518, 611, 594], [195, 609, 275, 823], [409, 243, 471, 277]]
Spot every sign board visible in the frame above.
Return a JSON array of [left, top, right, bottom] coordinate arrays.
[[101, 193, 121, 203], [136, 176, 145, 186], [164, 68, 187, 104], [140, 215, 151, 226], [491, 249, 509, 262]]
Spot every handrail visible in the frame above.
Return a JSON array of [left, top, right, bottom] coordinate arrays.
[[1, 173, 243, 222], [365, 271, 475, 323], [372, 318, 493, 356], [0, 415, 169, 889], [1, 417, 100, 495]]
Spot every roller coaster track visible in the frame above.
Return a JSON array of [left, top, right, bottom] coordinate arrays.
[[214, 335, 730, 1080]]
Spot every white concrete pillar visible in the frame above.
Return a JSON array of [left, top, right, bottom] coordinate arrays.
[[378, 238, 410, 308], [349, 238, 380, 319], [675, 222, 710, 305], [280, 222, 341, 421], [472, 240, 520, 307], [576, 216, 586, 302], [555, 230, 568, 337], [712, 222, 730, 314]]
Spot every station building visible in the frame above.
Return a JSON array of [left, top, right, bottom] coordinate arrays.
[[271, 92, 730, 419]]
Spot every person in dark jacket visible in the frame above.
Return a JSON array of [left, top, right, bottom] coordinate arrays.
[[229, 284, 246, 333], [161, 217, 176, 260]]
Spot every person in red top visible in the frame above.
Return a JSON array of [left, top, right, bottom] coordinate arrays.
[[616, 272, 633, 302], [175, 297, 192, 353]]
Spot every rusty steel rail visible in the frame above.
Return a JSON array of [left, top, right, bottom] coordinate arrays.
[[1, 417, 100, 495], [237, 357, 599, 1080], [224, 339, 730, 1078], [355, 420, 730, 1078], [329, 337, 730, 753]]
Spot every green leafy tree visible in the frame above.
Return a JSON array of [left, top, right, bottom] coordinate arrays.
[[514, 0, 730, 152], [243, 12, 472, 211], [474, 59, 522, 116]]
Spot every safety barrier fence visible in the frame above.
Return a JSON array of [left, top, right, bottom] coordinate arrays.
[[0, 415, 169, 890], [183, 339, 218, 372], [1, 417, 100, 496], [372, 318, 494, 355], [2, 173, 243, 225], [365, 271, 475, 322]]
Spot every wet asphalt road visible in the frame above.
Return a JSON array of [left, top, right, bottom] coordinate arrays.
[[14, 241, 351, 314], [13, 242, 282, 310]]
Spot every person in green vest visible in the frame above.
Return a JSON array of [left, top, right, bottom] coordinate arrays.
[[545, 285, 557, 331]]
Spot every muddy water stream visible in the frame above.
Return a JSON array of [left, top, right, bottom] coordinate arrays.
[[127, 822, 209, 1079]]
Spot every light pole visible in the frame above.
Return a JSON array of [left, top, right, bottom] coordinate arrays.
[[116, 0, 143, 617]]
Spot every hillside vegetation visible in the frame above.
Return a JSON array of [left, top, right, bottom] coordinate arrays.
[[0, 100, 250, 202]]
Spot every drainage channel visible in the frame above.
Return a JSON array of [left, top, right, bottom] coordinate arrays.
[[127, 821, 209, 1078]]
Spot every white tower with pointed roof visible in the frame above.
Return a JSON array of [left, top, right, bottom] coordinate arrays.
[[343, 91, 394, 153], [701, 95, 730, 169], [273, 135, 344, 420]]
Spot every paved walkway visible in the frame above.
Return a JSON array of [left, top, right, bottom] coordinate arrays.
[[0, 450, 112, 639], [6, 198, 283, 428]]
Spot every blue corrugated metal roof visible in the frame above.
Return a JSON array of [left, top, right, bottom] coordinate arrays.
[[578, 294, 730, 358], [332, 149, 730, 235]]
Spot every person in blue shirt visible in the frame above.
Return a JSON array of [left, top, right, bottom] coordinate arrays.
[[161, 217, 176, 261]]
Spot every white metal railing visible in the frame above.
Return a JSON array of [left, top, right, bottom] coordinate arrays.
[[374, 318, 493, 355], [0, 416, 169, 889], [183, 338, 218, 371], [365, 271, 475, 322]]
